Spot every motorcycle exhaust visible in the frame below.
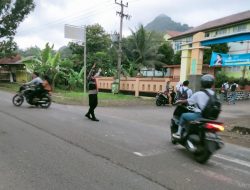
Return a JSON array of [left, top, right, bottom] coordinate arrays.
[[186, 135, 200, 152], [37, 101, 47, 103]]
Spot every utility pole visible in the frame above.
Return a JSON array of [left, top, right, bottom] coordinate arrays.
[[115, 0, 130, 91], [83, 26, 87, 94]]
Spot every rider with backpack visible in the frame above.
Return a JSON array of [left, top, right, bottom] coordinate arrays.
[[172, 74, 221, 139], [178, 80, 192, 100], [221, 81, 229, 101], [228, 81, 238, 104]]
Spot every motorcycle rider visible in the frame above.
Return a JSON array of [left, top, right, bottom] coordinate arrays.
[[178, 80, 192, 100], [42, 75, 52, 95], [172, 74, 215, 139], [165, 81, 171, 104], [25, 72, 43, 102]]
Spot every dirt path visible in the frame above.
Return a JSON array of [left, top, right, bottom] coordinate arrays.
[[222, 116, 250, 148]]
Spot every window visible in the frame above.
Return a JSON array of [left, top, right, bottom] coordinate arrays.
[[233, 24, 247, 33], [216, 29, 227, 36], [147, 84, 150, 91], [205, 32, 210, 37], [175, 41, 182, 51], [186, 37, 193, 43], [153, 85, 156, 91], [228, 67, 241, 72]]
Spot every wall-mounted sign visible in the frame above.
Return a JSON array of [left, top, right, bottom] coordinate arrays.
[[210, 52, 250, 67]]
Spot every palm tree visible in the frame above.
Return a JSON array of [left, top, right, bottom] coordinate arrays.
[[129, 25, 164, 69]]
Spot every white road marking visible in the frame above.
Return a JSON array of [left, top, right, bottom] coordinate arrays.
[[133, 152, 145, 157], [210, 160, 250, 175], [194, 168, 250, 189], [215, 154, 250, 168]]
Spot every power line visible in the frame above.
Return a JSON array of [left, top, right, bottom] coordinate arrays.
[[16, 0, 142, 37], [17, 0, 115, 35]]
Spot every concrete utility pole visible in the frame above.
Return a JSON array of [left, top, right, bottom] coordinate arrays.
[[83, 26, 87, 94], [115, 0, 130, 91]]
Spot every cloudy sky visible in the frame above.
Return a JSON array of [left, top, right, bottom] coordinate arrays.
[[15, 0, 250, 50]]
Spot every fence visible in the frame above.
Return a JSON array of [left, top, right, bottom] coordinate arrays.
[[96, 76, 180, 97], [97, 77, 250, 101], [227, 91, 250, 100]]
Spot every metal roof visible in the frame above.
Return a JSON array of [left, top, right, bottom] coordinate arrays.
[[0, 55, 22, 65], [171, 10, 250, 39]]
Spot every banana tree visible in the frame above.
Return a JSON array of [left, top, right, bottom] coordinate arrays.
[[67, 67, 84, 90], [23, 43, 62, 89]]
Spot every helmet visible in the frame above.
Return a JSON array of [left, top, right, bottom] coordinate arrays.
[[201, 74, 214, 88]]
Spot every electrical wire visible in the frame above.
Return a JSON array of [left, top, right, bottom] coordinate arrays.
[[17, 0, 115, 35]]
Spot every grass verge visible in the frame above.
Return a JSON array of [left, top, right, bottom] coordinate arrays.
[[0, 82, 154, 107]]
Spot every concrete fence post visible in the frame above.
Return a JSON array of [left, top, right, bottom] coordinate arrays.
[[135, 77, 140, 97]]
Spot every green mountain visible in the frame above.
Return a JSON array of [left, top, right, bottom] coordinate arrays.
[[145, 14, 192, 32]]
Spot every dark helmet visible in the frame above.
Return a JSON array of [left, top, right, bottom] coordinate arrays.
[[201, 74, 214, 88], [183, 80, 189, 86]]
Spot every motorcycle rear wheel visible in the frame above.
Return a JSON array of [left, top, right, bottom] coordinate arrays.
[[156, 99, 162, 106], [40, 95, 52, 109], [193, 146, 211, 164], [12, 94, 24, 106], [171, 136, 177, 145]]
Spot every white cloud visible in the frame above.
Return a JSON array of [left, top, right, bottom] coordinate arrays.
[[14, 0, 250, 50]]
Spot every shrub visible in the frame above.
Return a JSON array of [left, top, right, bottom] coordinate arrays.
[[239, 78, 248, 87], [215, 71, 228, 88]]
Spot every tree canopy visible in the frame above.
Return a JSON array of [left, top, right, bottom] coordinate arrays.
[[68, 24, 115, 75], [0, 0, 35, 58], [203, 43, 229, 64], [123, 25, 167, 72]]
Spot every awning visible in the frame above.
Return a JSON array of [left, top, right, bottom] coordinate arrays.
[[201, 32, 250, 46]]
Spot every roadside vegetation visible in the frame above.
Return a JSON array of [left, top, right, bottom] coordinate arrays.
[[1, 1, 247, 106], [0, 82, 153, 107]]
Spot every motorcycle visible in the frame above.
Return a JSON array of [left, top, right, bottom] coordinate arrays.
[[156, 92, 169, 106], [170, 105, 224, 164], [12, 84, 52, 108]]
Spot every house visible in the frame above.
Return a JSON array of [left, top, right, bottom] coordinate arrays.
[[164, 30, 183, 53], [169, 10, 250, 85], [0, 55, 28, 82], [162, 64, 214, 82]]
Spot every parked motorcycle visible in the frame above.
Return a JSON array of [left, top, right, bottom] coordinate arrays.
[[12, 84, 52, 108], [156, 92, 169, 106], [170, 105, 224, 164]]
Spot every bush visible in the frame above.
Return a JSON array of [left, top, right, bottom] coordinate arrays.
[[215, 71, 228, 88], [238, 78, 248, 87]]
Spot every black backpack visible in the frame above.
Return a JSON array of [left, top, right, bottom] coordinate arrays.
[[179, 88, 189, 100], [230, 84, 237, 92], [200, 90, 221, 120]]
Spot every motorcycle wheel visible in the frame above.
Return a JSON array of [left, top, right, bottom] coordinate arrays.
[[193, 146, 211, 164], [12, 94, 24, 106], [171, 136, 177, 145], [40, 95, 52, 109], [170, 122, 177, 145], [156, 99, 162, 106]]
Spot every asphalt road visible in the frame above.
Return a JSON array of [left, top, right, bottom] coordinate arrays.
[[0, 90, 250, 190]]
